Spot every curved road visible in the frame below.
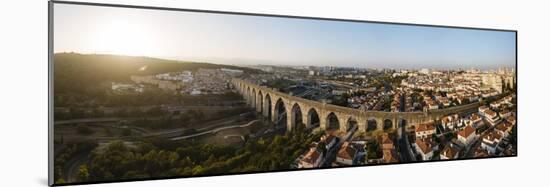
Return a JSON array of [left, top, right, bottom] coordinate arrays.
[[171, 119, 260, 140]]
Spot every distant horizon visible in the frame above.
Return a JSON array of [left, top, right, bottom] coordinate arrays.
[[54, 52, 515, 71], [54, 3, 516, 70]]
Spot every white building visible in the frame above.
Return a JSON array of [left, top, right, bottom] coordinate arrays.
[[414, 138, 435, 161], [415, 123, 436, 139], [441, 114, 460, 130], [483, 109, 501, 126], [481, 73, 503, 93], [481, 131, 503, 155], [457, 125, 477, 146]]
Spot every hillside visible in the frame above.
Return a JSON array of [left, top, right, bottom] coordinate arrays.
[[53, 53, 258, 95]]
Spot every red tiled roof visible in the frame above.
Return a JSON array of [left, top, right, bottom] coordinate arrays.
[[380, 133, 394, 146], [483, 131, 503, 142], [415, 122, 436, 132], [337, 142, 357, 160], [495, 123, 509, 132], [458, 125, 476, 138], [383, 149, 398, 163], [470, 113, 481, 121], [485, 109, 497, 117], [441, 144, 459, 158], [415, 139, 433, 154], [302, 148, 321, 164]]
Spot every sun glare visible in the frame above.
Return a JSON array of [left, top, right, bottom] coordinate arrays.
[[89, 19, 155, 56]]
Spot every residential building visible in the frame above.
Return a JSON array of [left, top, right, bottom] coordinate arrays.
[[336, 141, 357, 165], [440, 143, 460, 160], [441, 114, 460, 130], [483, 109, 501, 126], [481, 131, 503, 155], [499, 109, 512, 119], [414, 138, 435, 161], [458, 125, 477, 146], [299, 147, 324, 168], [383, 149, 399, 163], [415, 122, 436, 139], [380, 133, 395, 150]]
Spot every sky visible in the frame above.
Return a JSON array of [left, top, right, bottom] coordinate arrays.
[[54, 3, 516, 69]]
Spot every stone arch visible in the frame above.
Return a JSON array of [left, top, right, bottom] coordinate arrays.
[[290, 103, 305, 130], [367, 118, 378, 132], [399, 118, 407, 129], [251, 88, 257, 108], [306, 108, 320, 128], [326, 112, 340, 131], [263, 93, 272, 119], [383, 119, 393, 130], [237, 82, 241, 93], [273, 98, 288, 130], [257, 90, 263, 113], [240, 84, 244, 95], [345, 116, 358, 132], [246, 87, 251, 105]]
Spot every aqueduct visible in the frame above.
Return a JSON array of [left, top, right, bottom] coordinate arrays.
[[233, 78, 480, 132]]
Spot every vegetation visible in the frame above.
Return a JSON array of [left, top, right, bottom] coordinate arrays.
[[54, 141, 98, 183], [365, 74, 407, 90], [509, 125, 517, 147], [77, 165, 90, 181], [53, 53, 257, 107], [128, 107, 250, 130], [76, 128, 322, 182], [330, 93, 350, 107], [366, 140, 382, 159], [263, 78, 296, 91]]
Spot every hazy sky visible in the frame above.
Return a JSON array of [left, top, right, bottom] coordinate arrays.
[[54, 3, 516, 69]]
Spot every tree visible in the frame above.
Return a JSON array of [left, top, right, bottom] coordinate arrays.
[[55, 178, 66, 184], [366, 140, 382, 159], [77, 164, 90, 182]]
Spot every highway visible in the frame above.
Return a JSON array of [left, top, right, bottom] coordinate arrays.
[[143, 112, 253, 138], [171, 119, 259, 140]]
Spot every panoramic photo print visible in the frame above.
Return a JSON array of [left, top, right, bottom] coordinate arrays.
[[51, 2, 517, 185]]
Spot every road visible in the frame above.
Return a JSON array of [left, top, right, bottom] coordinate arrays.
[[396, 94, 415, 162], [143, 112, 253, 138], [171, 119, 259, 140], [464, 120, 495, 157], [63, 151, 90, 183], [320, 125, 357, 167], [397, 120, 415, 162], [54, 117, 129, 125], [223, 135, 245, 141], [55, 102, 245, 113]]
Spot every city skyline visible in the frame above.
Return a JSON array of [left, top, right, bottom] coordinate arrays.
[[54, 4, 516, 70], [51, 2, 517, 185]]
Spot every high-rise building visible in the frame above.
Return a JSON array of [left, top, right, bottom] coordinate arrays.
[[481, 74, 503, 93]]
